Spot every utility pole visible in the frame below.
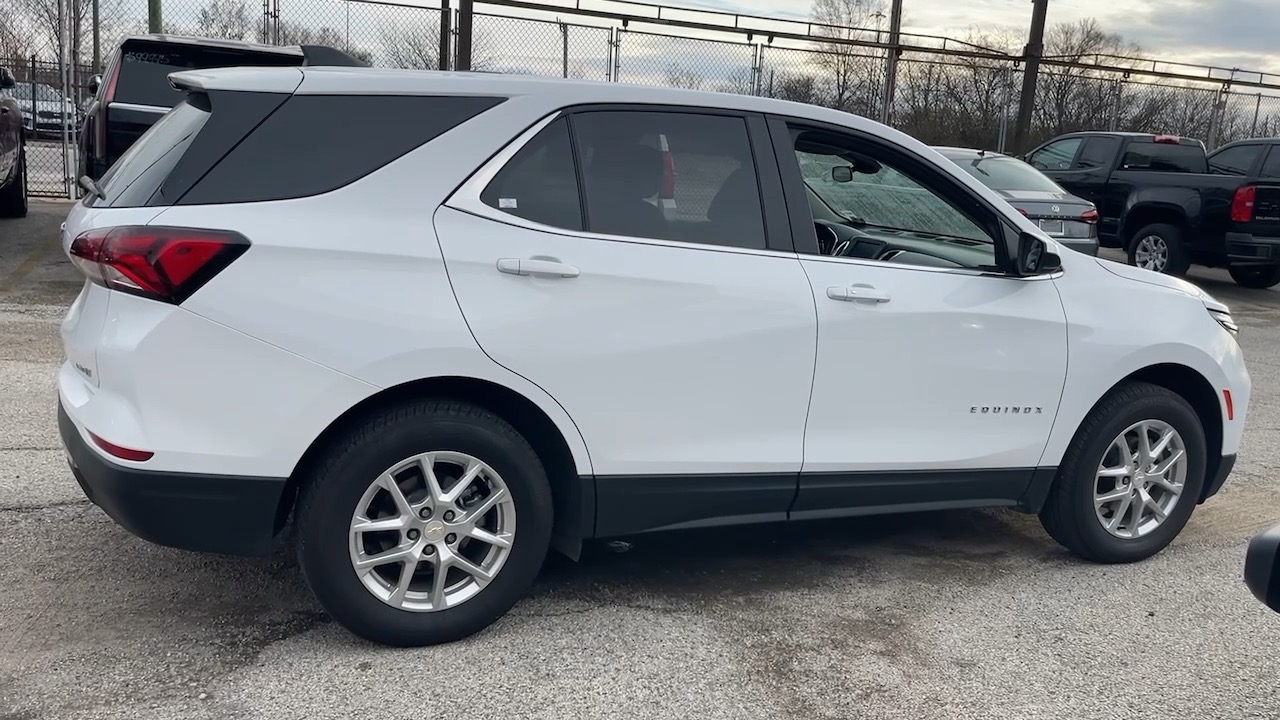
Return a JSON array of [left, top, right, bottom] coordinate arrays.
[[455, 0, 474, 71], [92, 0, 101, 72], [880, 0, 902, 125], [1011, 0, 1048, 154], [148, 0, 162, 32], [439, 0, 451, 70], [558, 19, 569, 78]]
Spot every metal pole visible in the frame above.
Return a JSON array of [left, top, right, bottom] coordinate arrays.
[[92, 0, 101, 72], [1251, 93, 1262, 137], [59, 0, 73, 197], [148, 0, 162, 33], [455, 0, 473, 71], [559, 19, 568, 78], [1011, 0, 1048, 154], [881, 0, 902, 125], [439, 0, 451, 71], [1110, 79, 1122, 131], [997, 63, 1013, 152], [613, 27, 622, 82]]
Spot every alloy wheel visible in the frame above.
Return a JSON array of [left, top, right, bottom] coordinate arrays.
[[1133, 235, 1169, 272], [1093, 419, 1187, 540], [348, 451, 516, 612]]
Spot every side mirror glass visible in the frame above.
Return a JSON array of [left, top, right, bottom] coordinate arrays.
[[1015, 231, 1061, 276], [88, 74, 102, 94], [831, 166, 854, 183], [0, 68, 15, 89], [1246, 524, 1280, 613]]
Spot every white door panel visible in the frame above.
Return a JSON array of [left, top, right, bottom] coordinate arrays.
[[800, 258, 1068, 472], [434, 206, 817, 476]]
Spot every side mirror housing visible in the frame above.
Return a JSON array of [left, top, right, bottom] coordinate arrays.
[[1014, 231, 1061, 276], [1246, 524, 1280, 613], [88, 74, 102, 94], [0, 68, 15, 89]]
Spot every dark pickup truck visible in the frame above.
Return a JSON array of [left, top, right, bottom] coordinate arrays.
[[80, 34, 367, 182], [1023, 131, 1280, 288]]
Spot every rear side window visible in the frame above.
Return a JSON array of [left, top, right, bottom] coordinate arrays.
[[1121, 143, 1207, 173], [96, 96, 211, 207], [179, 94, 506, 205], [114, 43, 302, 108], [1262, 148, 1280, 180], [1074, 137, 1119, 169], [1209, 145, 1262, 176], [481, 118, 583, 231]]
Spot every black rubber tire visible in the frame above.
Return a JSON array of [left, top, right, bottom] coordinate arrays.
[[0, 142, 28, 219], [295, 399, 554, 647], [1126, 223, 1189, 276], [1039, 381, 1206, 564], [1229, 265, 1280, 289]]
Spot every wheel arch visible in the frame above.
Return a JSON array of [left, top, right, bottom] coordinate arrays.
[[1071, 363, 1223, 503], [279, 375, 593, 561], [1120, 203, 1190, 247]]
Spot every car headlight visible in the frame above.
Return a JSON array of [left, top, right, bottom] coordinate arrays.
[[1210, 308, 1239, 339]]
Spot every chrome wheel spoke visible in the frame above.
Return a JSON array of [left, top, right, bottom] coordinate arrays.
[[447, 553, 495, 588], [1145, 494, 1168, 522], [419, 454, 446, 503], [468, 526, 513, 549], [463, 487, 507, 524], [375, 472, 414, 516], [389, 557, 419, 605], [1151, 449, 1185, 478], [1148, 428, 1176, 463], [441, 461, 485, 504], [1108, 493, 1134, 531], [1137, 424, 1155, 466], [1095, 487, 1131, 506], [428, 557, 448, 609], [1094, 418, 1187, 540], [355, 544, 415, 570], [352, 516, 408, 533]]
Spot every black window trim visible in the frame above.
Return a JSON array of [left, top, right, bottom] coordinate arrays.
[[448, 102, 798, 257], [764, 113, 1031, 279], [1027, 135, 1087, 171], [1260, 144, 1280, 179]]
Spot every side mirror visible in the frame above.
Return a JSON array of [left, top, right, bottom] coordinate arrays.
[[88, 74, 102, 94], [1014, 231, 1061, 276], [831, 166, 854, 183], [0, 68, 15, 89], [1246, 524, 1280, 613]]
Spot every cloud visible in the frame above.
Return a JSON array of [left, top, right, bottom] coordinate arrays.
[[1109, 0, 1280, 69]]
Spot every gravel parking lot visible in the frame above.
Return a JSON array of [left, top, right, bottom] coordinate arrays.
[[3, 203, 1280, 719]]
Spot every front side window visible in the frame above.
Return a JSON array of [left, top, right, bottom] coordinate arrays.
[[793, 131, 995, 268], [1027, 138, 1082, 170]]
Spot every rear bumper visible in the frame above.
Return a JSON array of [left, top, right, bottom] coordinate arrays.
[[1058, 237, 1099, 257], [59, 398, 288, 556], [1202, 453, 1237, 502], [1226, 233, 1280, 265]]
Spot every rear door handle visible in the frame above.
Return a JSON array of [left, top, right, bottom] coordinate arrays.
[[496, 257, 580, 278], [827, 284, 890, 303]]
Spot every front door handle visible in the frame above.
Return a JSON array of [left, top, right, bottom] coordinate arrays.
[[496, 257, 580, 278], [827, 284, 890, 303]]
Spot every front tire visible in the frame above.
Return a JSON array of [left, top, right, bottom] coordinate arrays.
[[1127, 223, 1189, 276], [1039, 382, 1206, 564], [296, 400, 554, 647], [0, 141, 28, 219], [1229, 264, 1280, 289]]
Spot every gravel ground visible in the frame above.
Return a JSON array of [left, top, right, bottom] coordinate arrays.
[[2, 202, 1279, 719]]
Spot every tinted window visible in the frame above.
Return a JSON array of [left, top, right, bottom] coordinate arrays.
[[1027, 138, 1082, 170], [1120, 143, 1207, 173], [1074, 137, 1119, 169], [180, 94, 505, 205], [96, 97, 210, 207], [795, 133, 994, 267], [482, 118, 582, 231], [946, 154, 1063, 193], [1209, 145, 1262, 176], [114, 43, 302, 108], [1261, 148, 1280, 179], [571, 110, 767, 250]]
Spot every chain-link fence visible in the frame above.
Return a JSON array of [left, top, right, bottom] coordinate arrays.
[[1, 56, 87, 197], [10, 0, 1280, 197]]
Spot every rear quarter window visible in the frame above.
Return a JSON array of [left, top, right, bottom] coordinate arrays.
[[95, 95, 211, 207], [115, 42, 302, 108], [1120, 143, 1208, 173]]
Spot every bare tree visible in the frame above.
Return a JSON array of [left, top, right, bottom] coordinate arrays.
[[664, 64, 703, 90], [195, 0, 255, 42], [808, 0, 888, 114], [380, 23, 440, 69], [0, 11, 39, 61]]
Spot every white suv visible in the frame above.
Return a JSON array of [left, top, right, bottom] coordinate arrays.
[[57, 66, 1251, 647]]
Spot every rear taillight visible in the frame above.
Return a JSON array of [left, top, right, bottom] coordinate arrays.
[[1081, 208, 1098, 223], [69, 226, 250, 304], [1232, 185, 1257, 223], [661, 151, 677, 200]]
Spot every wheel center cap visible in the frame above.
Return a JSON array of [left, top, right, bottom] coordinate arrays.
[[423, 520, 446, 542]]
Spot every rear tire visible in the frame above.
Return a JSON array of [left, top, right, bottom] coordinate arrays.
[[1229, 265, 1280, 289], [0, 142, 28, 219], [1127, 223, 1189, 276], [1039, 382, 1206, 564], [296, 399, 554, 647]]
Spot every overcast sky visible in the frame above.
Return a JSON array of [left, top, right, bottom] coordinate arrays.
[[672, 0, 1280, 74]]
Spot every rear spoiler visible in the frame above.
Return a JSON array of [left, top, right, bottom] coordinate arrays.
[[300, 45, 369, 67]]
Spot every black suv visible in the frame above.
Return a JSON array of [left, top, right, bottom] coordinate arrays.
[[79, 34, 366, 181]]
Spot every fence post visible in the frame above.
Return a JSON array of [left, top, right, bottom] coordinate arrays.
[[613, 28, 623, 83], [1109, 78, 1123, 131], [1251, 93, 1262, 138], [750, 43, 763, 96], [439, 0, 451, 71], [997, 63, 1013, 153]]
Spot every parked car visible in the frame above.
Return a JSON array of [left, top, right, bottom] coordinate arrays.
[[0, 66, 27, 218], [934, 146, 1099, 256], [11, 81, 77, 138], [59, 67, 1250, 647], [79, 34, 368, 181], [1023, 131, 1280, 288], [1246, 524, 1280, 614]]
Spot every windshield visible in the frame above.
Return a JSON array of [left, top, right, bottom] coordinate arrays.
[[797, 150, 990, 244], [944, 154, 1064, 193], [11, 84, 62, 102]]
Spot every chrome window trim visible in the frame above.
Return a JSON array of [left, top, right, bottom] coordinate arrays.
[[107, 101, 169, 114]]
